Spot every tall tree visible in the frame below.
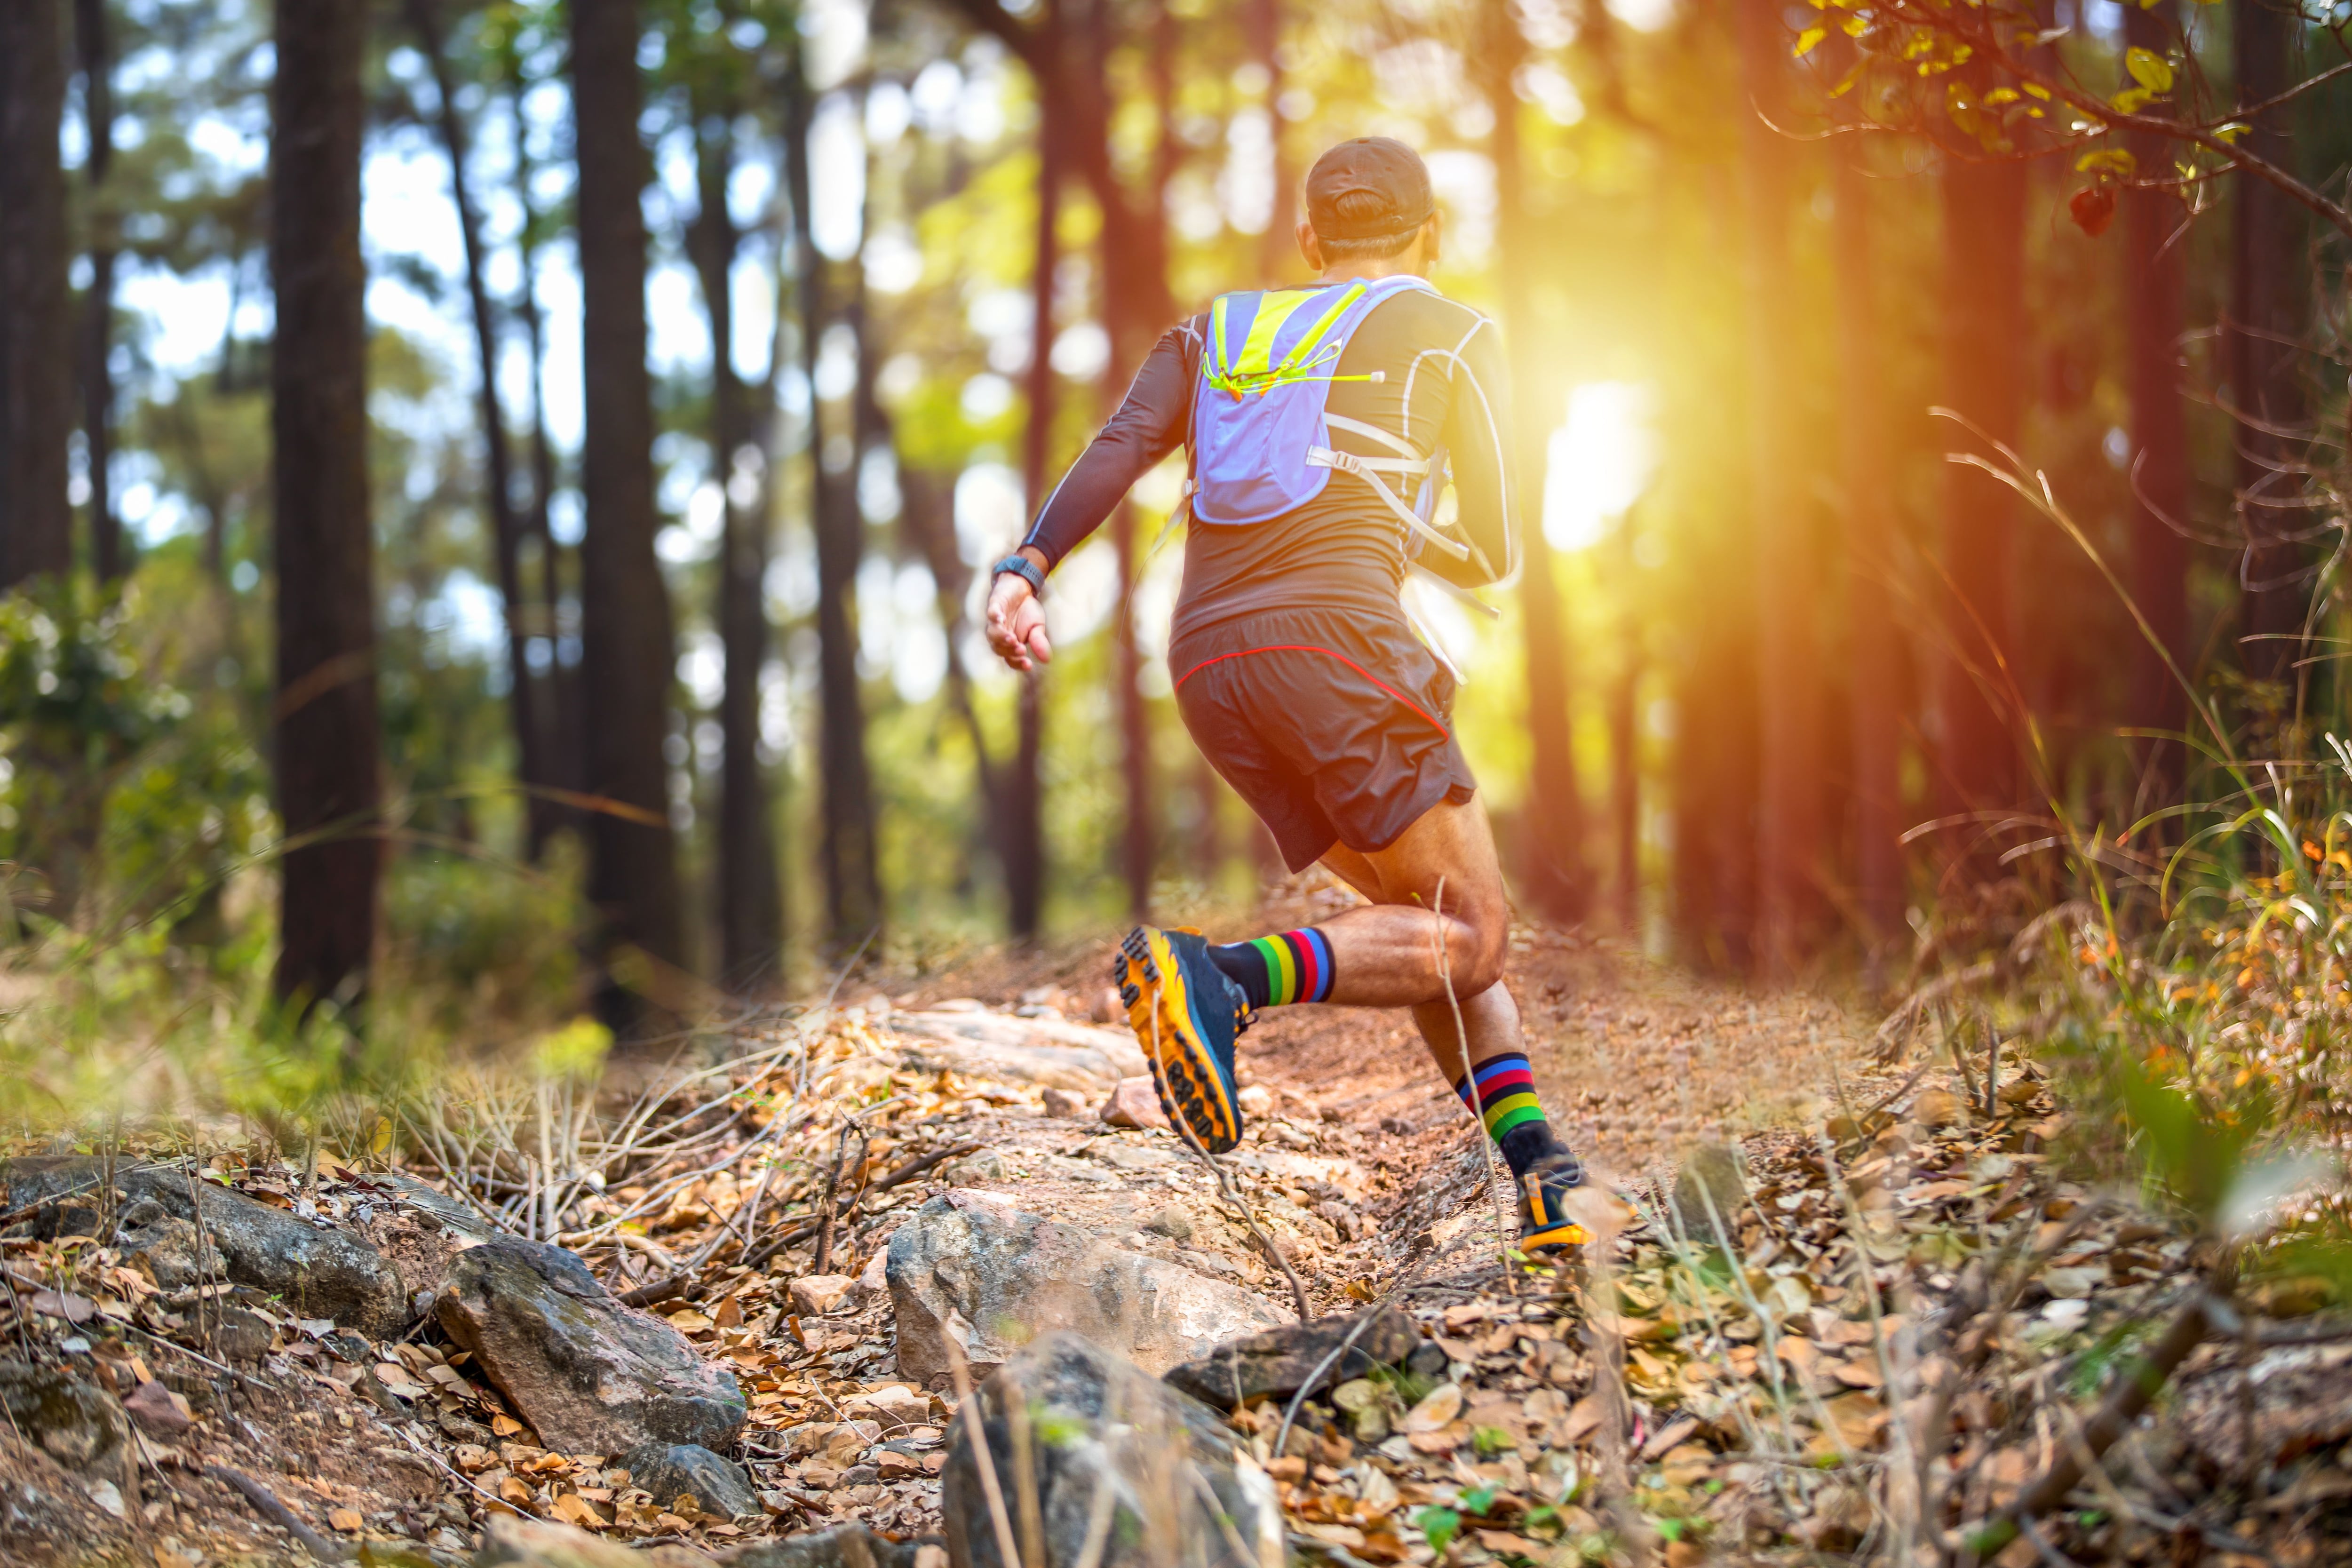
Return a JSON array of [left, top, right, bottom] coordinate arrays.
[[2122, 0, 2191, 812], [0, 0, 73, 588], [270, 0, 381, 1011], [407, 0, 557, 858], [1484, 0, 1586, 923], [1009, 73, 1061, 941], [689, 81, 783, 987], [1736, 0, 1820, 971], [500, 46, 587, 844], [76, 0, 123, 582], [785, 61, 882, 947], [573, 0, 685, 1006], [944, 0, 1176, 918], [2228, 0, 2310, 688], [1831, 142, 1904, 952], [1244, 0, 1295, 286], [1934, 140, 2027, 822]]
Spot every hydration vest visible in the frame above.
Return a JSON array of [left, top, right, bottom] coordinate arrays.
[[1183, 276, 1486, 585]]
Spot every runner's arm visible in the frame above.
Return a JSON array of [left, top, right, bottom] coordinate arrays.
[[1426, 318, 1520, 591], [1018, 323, 1197, 569]]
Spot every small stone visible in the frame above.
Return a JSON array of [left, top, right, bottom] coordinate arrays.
[[1040, 1088, 1088, 1119], [790, 1275, 857, 1317], [1100, 1077, 1171, 1131], [328, 1507, 364, 1533], [620, 1441, 762, 1520], [81, 1479, 125, 1519], [123, 1380, 193, 1436], [1142, 1206, 1194, 1242], [841, 1465, 879, 1486], [1237, 1085, 1275, 1118], [1670, 1143, 1748, 1246], [853, 1249, 891, 1305]]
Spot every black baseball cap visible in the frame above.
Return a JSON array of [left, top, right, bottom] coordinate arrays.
[[1303, 137, 1435, 241]]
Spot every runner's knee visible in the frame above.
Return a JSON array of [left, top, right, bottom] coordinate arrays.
[[1440, 907, 1508, 995]]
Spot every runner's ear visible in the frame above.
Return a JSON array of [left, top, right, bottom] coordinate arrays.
[[1417, 210, 1442, 273], [1296, 218, 1324, 273]]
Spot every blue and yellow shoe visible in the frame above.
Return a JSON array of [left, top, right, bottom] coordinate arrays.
[[1518, 1151, 1592, 1253], [1113, 925, 1250, 1154]]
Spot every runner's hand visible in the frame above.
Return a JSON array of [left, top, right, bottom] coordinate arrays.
[[985, 570, 1053, 671]]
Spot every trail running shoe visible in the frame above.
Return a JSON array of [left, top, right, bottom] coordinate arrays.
[[1114, 925, 1251, 1154], [1518, 1150, 1593, 1253]]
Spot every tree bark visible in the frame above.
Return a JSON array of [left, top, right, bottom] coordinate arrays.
[[0, 0, 73, 588], [691, 101, 783, 991], [2228, 0, 2310, 688], [1831, 144, 1904, 954], [1934, 147, 2027, 823], [1009, 81, 1061, 942], [1244, 0, 1294, 285], [1605, 518, 1640, 935], [504, 65, 586, 844], [408, 0, 556, 859], [787, 67, 882, 949], [270, 0, 381, 1013], [1736, 0, 1820, 972], [1485, 0, 1586, 924], [573, 0, 685, 1010], [76, 0, 122, 583], [2122, 1, 2192, 817]]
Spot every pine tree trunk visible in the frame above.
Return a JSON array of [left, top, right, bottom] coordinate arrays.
[[76, 0, 121, 582], [1832, 146, 1904, 954], [1009, 87, 1061, 942], [409, 0, 555, 859], [0, 0, 73, 588], [1486, 0, 1586, 924], [1737, 0, 1820, 971], [270, 0, 381, 1013], [693, 106, 783, 990], [505, 68, 586, 844], [2123, 1, 2192, 812], [2229, 0, 2309, 689], [787, 67, 882, 950], [1245, 0, 1294, 285], [1605, 519, 1640, 935], [1935, 149, 2027, 820], [573, 0, 684, 1007]]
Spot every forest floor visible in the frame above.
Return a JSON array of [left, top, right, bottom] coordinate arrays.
[[0, 875, 2344, 1566]]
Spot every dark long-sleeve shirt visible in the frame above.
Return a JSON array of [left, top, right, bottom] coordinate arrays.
[[1021, 281, 1520, 650]]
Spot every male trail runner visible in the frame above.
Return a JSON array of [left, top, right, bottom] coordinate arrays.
[[981, 137, 1589, 1252]]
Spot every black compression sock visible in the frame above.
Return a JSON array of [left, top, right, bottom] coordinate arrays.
[[1496, 1120, 1569, 1180], [1208, 930, 1335, 1011], [1208, 942, 1272, 1009]]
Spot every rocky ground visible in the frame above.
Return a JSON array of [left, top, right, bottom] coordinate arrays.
[[0, 882, 2345, 1566]]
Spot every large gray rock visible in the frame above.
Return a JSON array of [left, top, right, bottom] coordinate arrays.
[[888, 1191, 1283, 1388], [942, 1333, 1281, 1568], [437, 1237, 745, 1454], [894, 1012, 1149, 1093], [2, 1157, 412, 1336], [620, 1441, 760, 1519], [1161, 1305, 1421, 1409]]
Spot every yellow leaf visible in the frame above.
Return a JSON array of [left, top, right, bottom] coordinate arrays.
[[1983, 86, 2021, 104], [2214, 120, 2249, 142], [2075, 147, 2137, 175], [2111, 85, 2157, 113], [2023, 81, 2051, 99], [1794, 25, 1826, 56], [1840, 13, 1866, 34], [2125, 45, 2174, 93]]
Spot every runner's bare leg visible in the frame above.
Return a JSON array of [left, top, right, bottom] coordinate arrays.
[[1311, 796, 1529, 1081]]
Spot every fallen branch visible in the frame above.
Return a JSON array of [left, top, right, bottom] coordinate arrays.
[[207, 1465, 349, 1562], [1973, 1276, 2228, 1558]]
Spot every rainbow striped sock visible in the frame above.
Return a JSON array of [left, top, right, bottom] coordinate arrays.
[[1454, 1053, 1559, 1176], [1208, 928, 1335, 1009]]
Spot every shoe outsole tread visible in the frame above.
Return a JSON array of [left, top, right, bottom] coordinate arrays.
[[1112, 926, 1242, 1154]]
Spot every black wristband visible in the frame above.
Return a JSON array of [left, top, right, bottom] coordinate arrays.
[[992, 554, 1046, 598]]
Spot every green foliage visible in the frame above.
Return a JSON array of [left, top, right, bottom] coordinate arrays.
[[1413, 1505, 1461, 1557]]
